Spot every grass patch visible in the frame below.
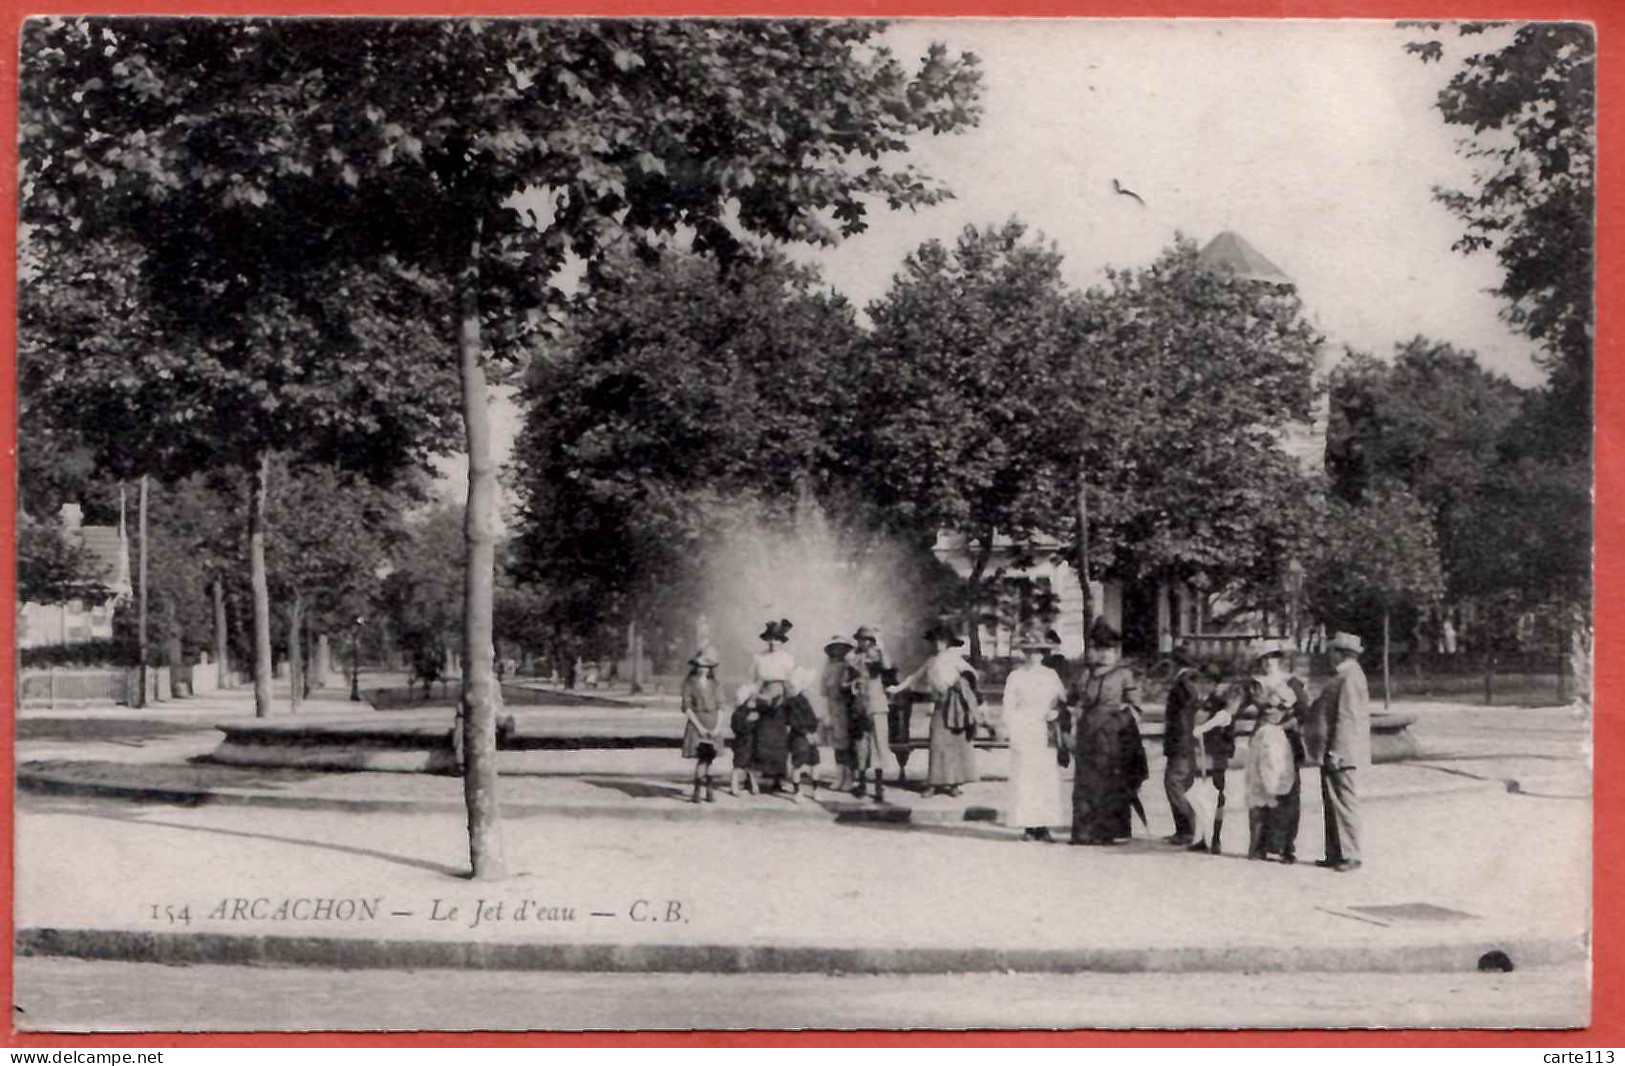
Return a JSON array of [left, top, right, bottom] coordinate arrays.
[[21, 758, 328, 791], [16, 718, 219, 744]]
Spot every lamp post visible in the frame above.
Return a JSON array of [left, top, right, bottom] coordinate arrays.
[[349, 615, 366, 702]]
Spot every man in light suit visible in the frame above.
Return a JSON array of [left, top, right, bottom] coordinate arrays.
[[1314, 631, 1371, 872]]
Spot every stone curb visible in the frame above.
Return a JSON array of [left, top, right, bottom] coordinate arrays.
[[14, 769, 1011, 824], [14, 926, 1587, 976]]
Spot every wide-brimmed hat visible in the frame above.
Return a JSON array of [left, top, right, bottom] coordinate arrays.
[[759, 618, 794, 644], [824, 633, 855, 656], [1088, 618, 1122, 649], [1018, 629, 1059, 652], [853, 625, 880, 642], [1249, 638, 1288, 661], [687, 646, 720, 669], [923, 622, 966, 647], [1330, 631, 1365, 655]]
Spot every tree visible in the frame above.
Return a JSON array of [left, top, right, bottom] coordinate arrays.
[[1405, 22, 1594, 460], [1326, 337, 1525, 597], [1072, 237, 1323, 617], [850, 220, 1080, 656], [23, 17, 982, 879], [17, 224, 461, 721], [512, 249, 863, 657], [1305, 483, 1445, 706], [376, 504, 466, 695], [263, 460, 403, 711], [16, 513, 97, 607]]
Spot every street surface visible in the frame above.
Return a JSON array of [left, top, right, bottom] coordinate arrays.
[[14, 957, 1590, 1031], [11, 693, 1593, 1032]]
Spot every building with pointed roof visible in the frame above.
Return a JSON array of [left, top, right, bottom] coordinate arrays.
[[18, 502, 133, 649], [1197, 230, 1294, 286]]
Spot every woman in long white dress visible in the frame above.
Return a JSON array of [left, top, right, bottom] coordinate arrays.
[[1002, 631, 1068, 842]]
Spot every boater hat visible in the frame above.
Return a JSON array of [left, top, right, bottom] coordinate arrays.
[[853, 625, 880, 642], [1330, 631, 1365, 655], [1250, 638, 1288, 661], [688, 646, 720, 669]]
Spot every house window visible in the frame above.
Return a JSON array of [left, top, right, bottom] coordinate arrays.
[[67, 598, 85, 615]]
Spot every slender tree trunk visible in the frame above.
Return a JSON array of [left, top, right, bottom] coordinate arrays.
[[288, 592, 304, 714], [455, 214, 506, 881], [250, 453, 274, 718], [965, 534, 993, 661], [316, 633, 332, 688], [627, 615, 644, 695], [137, 475, 149, 708], [213, 578, 230, 688], [1077, 456, 1093, 658], [163, 596, 182, 696], [1382, 609, 1392, 711]]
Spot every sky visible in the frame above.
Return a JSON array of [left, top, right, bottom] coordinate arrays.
[[440, 19, 1549, 498]]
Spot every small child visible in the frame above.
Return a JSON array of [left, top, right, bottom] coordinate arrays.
[[784, 667, 822, 802], [729, 682, 762, 797]]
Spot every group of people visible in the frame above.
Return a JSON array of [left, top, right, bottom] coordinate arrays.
[[676, 618, 989, 804], [676, 613, 1373, 872]]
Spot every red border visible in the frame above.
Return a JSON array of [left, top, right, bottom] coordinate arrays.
[[1, 0, 1617, 1048]]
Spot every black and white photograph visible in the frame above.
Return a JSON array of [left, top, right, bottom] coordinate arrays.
[[12, 16, 1595, 1032]]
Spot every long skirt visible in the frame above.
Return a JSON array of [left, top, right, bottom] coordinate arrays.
[[681, 720, 718, 761], [1247, 774, 1301, 858], [927, 698, 978, 786], [1005, 719, 1064, 828]]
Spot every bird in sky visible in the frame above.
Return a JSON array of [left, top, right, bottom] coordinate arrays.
[[1112, 178, 1146, 206]]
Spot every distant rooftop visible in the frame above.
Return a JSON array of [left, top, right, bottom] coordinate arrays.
[[76, 525, 130, 594], [1198, 231, 1293, 286]]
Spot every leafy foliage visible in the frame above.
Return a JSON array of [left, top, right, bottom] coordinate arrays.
[[854, 220, 1078, 543], [1072, 237, 1323, 603], [1305, 482, 1445, 635], [512, 249, 864, 640], [1326, 337, 1527, 597], [1405, 21, 1594, 458], [16, 513, 99, 606]]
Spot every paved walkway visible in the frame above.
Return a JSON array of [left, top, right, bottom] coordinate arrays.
[[12, 691, 1593, 978]]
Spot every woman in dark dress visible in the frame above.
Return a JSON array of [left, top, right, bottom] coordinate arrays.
[[1070, 620, 1149, 845]]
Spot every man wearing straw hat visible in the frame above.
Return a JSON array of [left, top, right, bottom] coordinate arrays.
[[1314, 631, 1371, 872]]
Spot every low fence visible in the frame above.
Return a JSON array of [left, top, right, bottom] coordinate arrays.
[[18, 665, 183, 709], [19, 668, 132, 709]]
